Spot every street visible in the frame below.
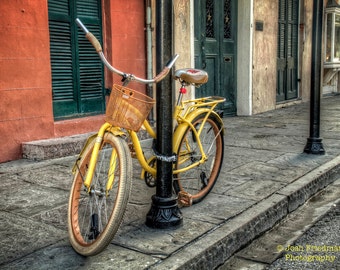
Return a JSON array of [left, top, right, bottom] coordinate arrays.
[[268, 201, 339, 269], [219, 175, 340, 270]]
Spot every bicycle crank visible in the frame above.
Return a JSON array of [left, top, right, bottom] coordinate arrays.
[[144, 157, 157, 187]]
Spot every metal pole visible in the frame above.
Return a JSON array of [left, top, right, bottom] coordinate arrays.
[[146, 0, 183, 228], [304, 0, 325, 155]]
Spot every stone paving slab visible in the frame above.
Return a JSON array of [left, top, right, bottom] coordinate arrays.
[[225, 179, 286, 201], [31, 203, 68, 231], [267, 152, 330, 169], [10, 165, 73, 191], [228, 160, 304, 182], [115, 218, 215, 258], [0, 211, 66, 265], [0, 180, 68, 216], [1, 239, 160, 270], [180, 194, 255, 224], [225, 133, 308, 153], [0, 155, 75, 173]]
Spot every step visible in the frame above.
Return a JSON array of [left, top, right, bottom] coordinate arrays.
[[22, 129, 152, 161], [22, 133, 95, 161]]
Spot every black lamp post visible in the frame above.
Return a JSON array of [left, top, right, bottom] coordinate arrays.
[[304, 0, 325, 155], [146, 0, 183, 228]]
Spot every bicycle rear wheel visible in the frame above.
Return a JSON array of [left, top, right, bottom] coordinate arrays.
[[173, 113, 224, 204], [68, 132, 132, 256]]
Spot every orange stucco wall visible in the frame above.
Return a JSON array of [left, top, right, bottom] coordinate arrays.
[[0, 1, 54, 162], [0, 0, 146, 163], [109, 1, 146, 92]]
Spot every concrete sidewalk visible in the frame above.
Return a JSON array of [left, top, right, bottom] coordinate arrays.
[[1, 95, 340, 269]]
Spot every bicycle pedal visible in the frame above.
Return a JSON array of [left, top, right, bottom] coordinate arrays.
[[178, 191, 193, 207]]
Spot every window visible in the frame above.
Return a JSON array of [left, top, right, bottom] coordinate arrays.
[[48, 0, 105, 119]]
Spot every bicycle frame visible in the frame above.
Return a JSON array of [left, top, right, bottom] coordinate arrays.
[[74, 95, 225, 192], [136, 96, 224, 176]]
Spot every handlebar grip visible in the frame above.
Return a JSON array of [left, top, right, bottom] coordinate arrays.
[[76, 19, 102, 53], [153, 55, 179, 83], [85, 32, 102, 53], [154, 67, 170, 83]]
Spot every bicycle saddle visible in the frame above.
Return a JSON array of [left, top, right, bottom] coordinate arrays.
[[174, 68, 208, 86]]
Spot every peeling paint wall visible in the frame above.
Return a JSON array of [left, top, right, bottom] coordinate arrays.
[[173, 0, 194, 100], [252, 0, 278, 114], [300, 0, 313, 101]]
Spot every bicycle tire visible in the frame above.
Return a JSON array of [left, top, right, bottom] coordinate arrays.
[[173, 113, 224, 204], [68, 132, 132, 256]]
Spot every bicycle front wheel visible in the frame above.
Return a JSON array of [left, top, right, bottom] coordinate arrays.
[[68, 132, 132, 256], [173, 113, 224, 204]]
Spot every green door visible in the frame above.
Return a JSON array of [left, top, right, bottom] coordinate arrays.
[[194, 0, 237, 116], [277, 0, 299, 102], [48, 0, 105, 119]]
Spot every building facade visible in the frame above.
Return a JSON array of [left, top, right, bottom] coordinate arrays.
[[0, 0, 318, 162], [174, 0, 315, 115], [0, 0, 146, 162]]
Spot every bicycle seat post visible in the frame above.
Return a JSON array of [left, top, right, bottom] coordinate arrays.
[[176, 82, 187, 106]]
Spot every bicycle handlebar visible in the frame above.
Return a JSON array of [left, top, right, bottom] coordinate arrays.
[[76, 18, 178, 84]]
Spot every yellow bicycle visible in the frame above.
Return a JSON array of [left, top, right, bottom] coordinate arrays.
[[68, 19, 225, 256]]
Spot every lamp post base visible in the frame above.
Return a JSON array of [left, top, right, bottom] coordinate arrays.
[[146, 195, 183, 229], [304, 137, 325, 155]]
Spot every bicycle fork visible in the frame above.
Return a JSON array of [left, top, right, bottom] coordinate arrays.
[[82, 122, 123, 194]]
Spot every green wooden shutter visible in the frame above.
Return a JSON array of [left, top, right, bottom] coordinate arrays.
[[277, 0, 286, 102], [286, 0, 298, 100], [48, 0, 104, 119], [277, 0, 299, 102]]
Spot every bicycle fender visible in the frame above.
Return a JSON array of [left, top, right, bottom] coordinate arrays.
[[173, 109, 224, 152], [71, 127, 126, 174], [72, 133, 98, 174], [210, 110, 224, 132]]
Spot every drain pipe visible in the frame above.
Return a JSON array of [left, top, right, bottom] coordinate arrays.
[[146, 0, 154, 123]]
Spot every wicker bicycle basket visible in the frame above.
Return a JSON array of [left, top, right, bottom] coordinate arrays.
[[105, 84, 155, 132]]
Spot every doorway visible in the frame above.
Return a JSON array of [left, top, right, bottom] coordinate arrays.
[[194, 0, 237, 116]]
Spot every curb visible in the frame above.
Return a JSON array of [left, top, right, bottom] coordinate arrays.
[[150, 155, 340, 269]]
